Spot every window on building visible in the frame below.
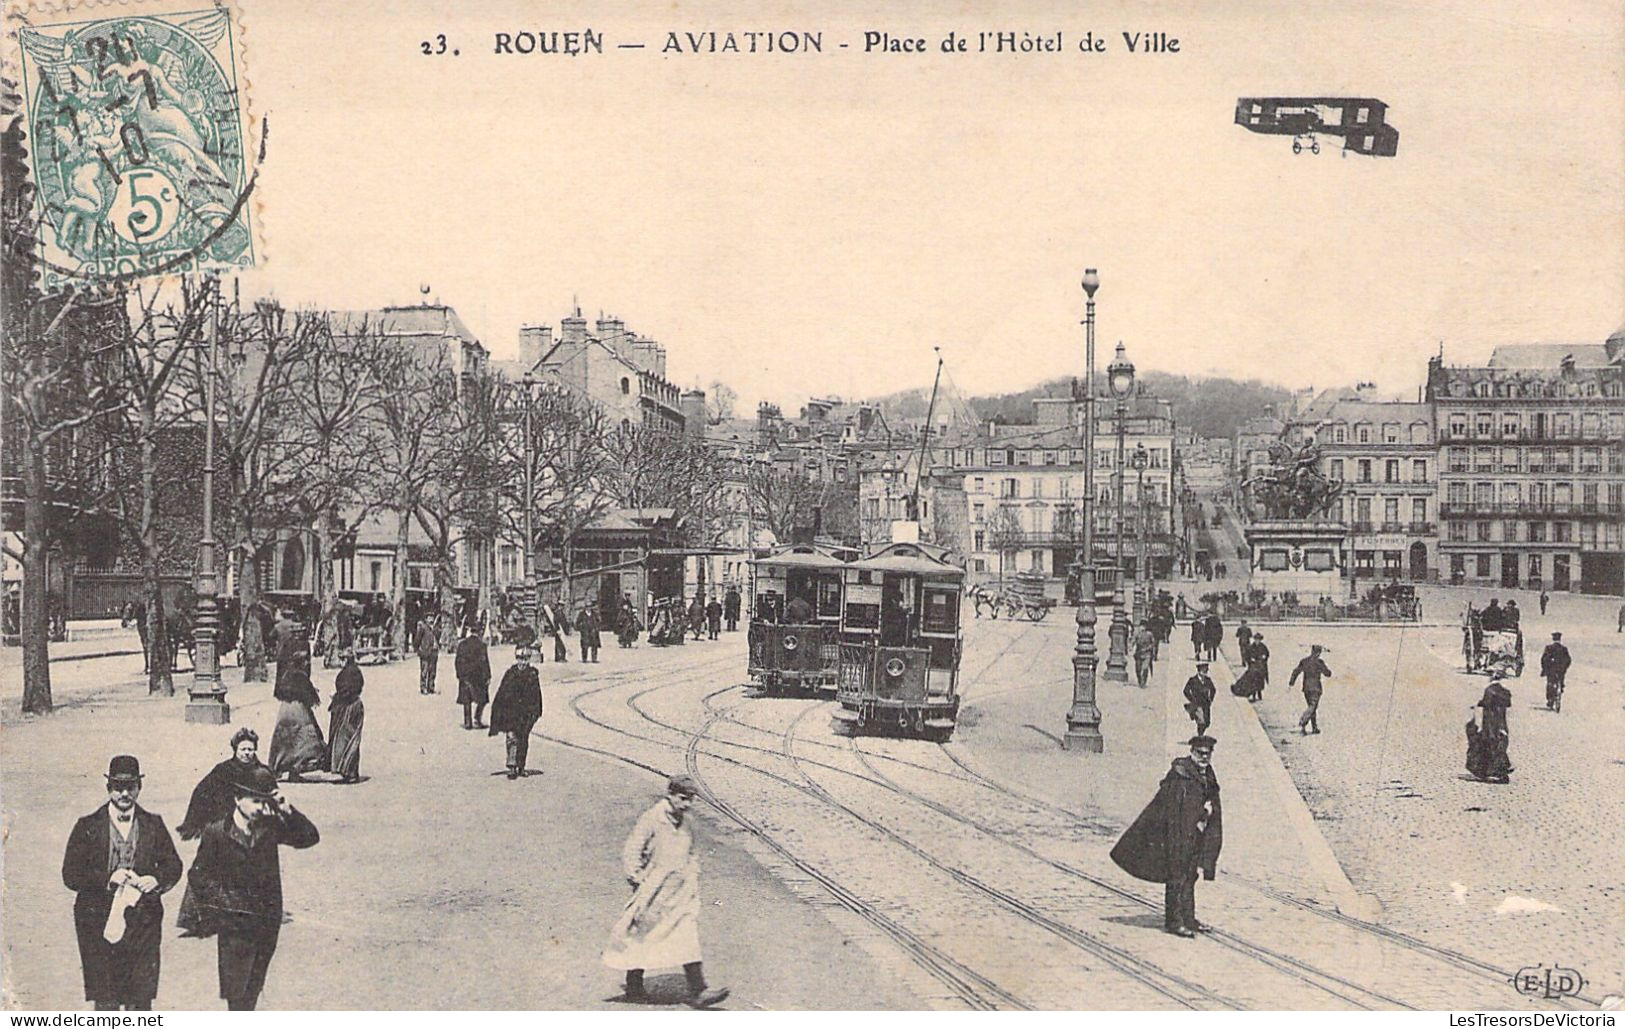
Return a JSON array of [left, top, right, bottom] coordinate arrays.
[[1410, 422, 1429, 444], [1500, 447, 1519, 472], [973, 477, 985, 491], [1015, 450, 1030, 465], [1412, 498, 1427, 527], [974, 530, 985, 552], [972, 503, 985, 523], [1329, 458, 1344, 480], [1031, 550, 1045, 572], [1412, 458, 1428, 482], [620, 377, 630, 394], [1476, 554, 1492, 578], [1032, 478, 1044, 499], [1357, 459, 1372, 482], [1502, 520, 1519, 543], [1385, 459, 1399, 483], [1554, 521, 1572, 542], [1476, 521, 1492, 542], [1355, 497, 1372, 526], [1554, 448, 1573, 473], [1449, 414, 1467, 438], [1383, 423, 1399, 443], [1473, 447, 1494, 472], [1610, 483, 1624, 513], [1447, 481, 1468, 505], [1501, 415, 1520, 438], [1580, 447, 1602, 473], [1528, 521, 1546, 542], [1384, 498, 1399, 527], [1473, 482, 1494, 507], [1583, 482, 1599, 511], [1448, 447, 1468, 472], [1448, 521, 1467, 541], [1002, 478, 1019, 499], [1357, 424, 1371, 443], [1475, 414, 1493, 437], [1333, 424, 1347, 443]]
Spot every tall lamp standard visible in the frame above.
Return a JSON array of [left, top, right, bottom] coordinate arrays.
[[1132, 443, 1150, 618], [1064, 269, 1104, 752], [521, 372, 540, 638], [1104, 341, 1135, 683], [187, 279, 229, 724]]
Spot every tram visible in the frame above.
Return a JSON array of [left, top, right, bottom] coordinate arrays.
[[746, 544, 850, 694], [832, 541, 965, 741]]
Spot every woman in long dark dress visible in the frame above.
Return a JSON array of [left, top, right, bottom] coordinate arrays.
[[178, 728, 264, 839], [327, 653, 365, 783], [1466, 680, 1514, 783], [269, 669, 327, 781]]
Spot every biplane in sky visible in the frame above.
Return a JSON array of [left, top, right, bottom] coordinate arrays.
[[1235, 97, 1399, 157]]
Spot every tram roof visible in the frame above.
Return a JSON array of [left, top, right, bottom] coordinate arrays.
[[750, 545, 851, 570], [849, 542, 965, 580]]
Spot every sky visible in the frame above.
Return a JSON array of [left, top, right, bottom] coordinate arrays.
[[205, 0, 1623, 413]]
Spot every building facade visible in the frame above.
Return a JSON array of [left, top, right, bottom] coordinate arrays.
[[523, 308, 686, 433], [1427, 335, 1625, 594]]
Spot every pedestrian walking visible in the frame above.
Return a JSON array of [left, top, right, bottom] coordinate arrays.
[[1235, 619, 1252, 659], [724, 587, 741, 632], [1205, 613, 1224, 662], [705, 598, 722, 640], [1538, 590, 1549, 616], [1110, 736, 1222, 938], [267, 670, 326, 782], [62, 756, 183, 1011], [455, 623, 492, 730], [1617, 602, 1624, 633], [1504, 599, 1521, 630], [1246, 633, 1270, 693], [1465, 681, 1514, 784], [616, 597, 641, 648], [604, 776, 729, 1008], [1182, 662, 1215, 735], [489, 644, 543, 779], [1189, 615, 1205, 660], [577, 604, 602, 663], [327, 653, 365, 783], [1290, 645, 1332, 734], [688, 595, 706, 641], [178, 764, 319, 1010], [1539, 631, 1571, 712], [179, 729, 264, 840], [541, 600, 569, 663], [415, 613, 441, 694], [1133, 623, 1157, 687]]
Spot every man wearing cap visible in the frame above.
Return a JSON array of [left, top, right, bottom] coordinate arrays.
[[1539, 631, 1571, 712], [576, 604, 602, 663], [1290, 645, 1333, 734], [62, 757, 183, 1010], [415, 610, 441, 695], [489, 645, 543, 778], [1110, 736, 1223, 938], [604, 776, 729, 1008], [1132, 621, 1157, 688], [178, 763, 319, 1010], [1182, 662, 1216, 735]]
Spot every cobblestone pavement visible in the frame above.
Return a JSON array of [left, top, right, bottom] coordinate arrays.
[[1, 635, 919, 1010], [1214, 602, 1624, 1001]]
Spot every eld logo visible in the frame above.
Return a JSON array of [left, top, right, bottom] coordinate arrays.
[[1511, 964, 1586, 1001]]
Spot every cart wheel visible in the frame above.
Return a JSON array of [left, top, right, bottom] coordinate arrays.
[[1292, 139, 1302, 154], [1025, 605, 1045, 622], [1311, 140, 1320, 154]]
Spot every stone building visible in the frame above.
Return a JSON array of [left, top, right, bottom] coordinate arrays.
[[521, 308, 685, 433], [1427, 333, 1625, 594]]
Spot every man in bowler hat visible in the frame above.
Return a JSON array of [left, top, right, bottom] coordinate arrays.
[[1110, 736, 1223, 938], [62, 756, 183, 1010], [178, 763, 319, 1010], [1182, 662, 1216, 735]]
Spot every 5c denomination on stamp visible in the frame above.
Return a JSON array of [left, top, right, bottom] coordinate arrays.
[[13, 1, 258, 288]]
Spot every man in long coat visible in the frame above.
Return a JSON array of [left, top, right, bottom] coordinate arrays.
[[178, 763, 319, 1010], [1110, 736, 1223, 938], [1182, 662, 1215, 735], [705, 598, 723, 640], [604, 776, 729, 1008], [1132, 622, 1157, 688], [415, 612, 440, 694], [1539, 631, 1571, 712], [1204, 613, 1224, 662], [1290, 644, 1332, 734], [1189, 613, 1205, 660], [455, 623, 492, 729], [576, 605, 602, 663], [62, 756, 183, 1010], [723, 587, 741, 632], [489, 645, 543, 778]]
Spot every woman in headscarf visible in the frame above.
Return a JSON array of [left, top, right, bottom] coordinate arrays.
[[327, 650, 365, 784], [268, 669, 326, 782], [1465, 679, 1514, 783], [178, 728, 264, 839]]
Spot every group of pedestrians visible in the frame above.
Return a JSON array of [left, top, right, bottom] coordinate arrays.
[[264, 613, 367, 786], [63, 753, 318, 1011], [1229, 622, 1269, 703], [1189, 611, 1223, 662]]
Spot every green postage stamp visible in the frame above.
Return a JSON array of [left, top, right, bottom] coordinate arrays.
[[12, 0, 258, 288]]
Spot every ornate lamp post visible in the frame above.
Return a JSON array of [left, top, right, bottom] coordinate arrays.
[[187, 280, 229, 724], [1132, 443, 1150, 618], [1065, 269, 1103, 752], [1104, 341, 1135, 683]]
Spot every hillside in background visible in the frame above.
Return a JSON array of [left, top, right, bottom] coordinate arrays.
[[873, 372, 1296, 440]]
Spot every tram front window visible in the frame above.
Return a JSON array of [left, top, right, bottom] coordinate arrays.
[[880, 581, 914, 646], [756, 593, 782, 624]]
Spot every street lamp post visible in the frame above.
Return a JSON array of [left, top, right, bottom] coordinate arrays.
[[1104, 342, 1135, 683], [187, 279, 229, 724], [1133, 443, 1150, 618], [1064, 269, 1104, 752], [521, 373, 540, 638]]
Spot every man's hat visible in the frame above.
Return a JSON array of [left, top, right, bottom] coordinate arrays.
[[105, 755, 143, 784], [1551, 632, 1562, 639], [667, 774, 700, 798], [1310, 643, 1323, 652], [228, 763, 279, 799], [1187, 735, 1217, 751], [1196, 661, 1210, 669], [515, 643, 534, 660]]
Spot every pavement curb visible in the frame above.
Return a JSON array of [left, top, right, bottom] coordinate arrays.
[[1208, 652, 1378, 920]]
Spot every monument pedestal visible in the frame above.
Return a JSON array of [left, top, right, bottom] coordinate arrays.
[[1243, 520, 1349, 598]]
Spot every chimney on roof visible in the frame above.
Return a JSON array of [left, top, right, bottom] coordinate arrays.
[[596, 315, 626, 351], [518, 325, 553, 370], [680, 389, 707, 436], [632, 338, 665, 379], [561, 308, 587, 345]]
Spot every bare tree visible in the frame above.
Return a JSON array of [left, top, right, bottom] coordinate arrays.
[[1, 85, 124, 712], [743, 461, 826, 542], [372, 340, 446, 653], [706, 381, 737, 423], [986, 504, 1025, 583], [414, 367, 506, 611]]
